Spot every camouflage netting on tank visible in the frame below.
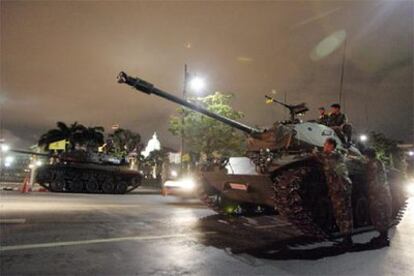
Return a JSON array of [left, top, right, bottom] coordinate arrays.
[[247, 124, 293, 151]]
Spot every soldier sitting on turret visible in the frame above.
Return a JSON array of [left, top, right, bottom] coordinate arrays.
[[317, 107, 329, 125], [327, 104, 352, 145]]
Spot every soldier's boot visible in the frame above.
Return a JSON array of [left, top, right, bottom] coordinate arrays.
[[337, 234, 353, 250], [370, 231, 390, 247]]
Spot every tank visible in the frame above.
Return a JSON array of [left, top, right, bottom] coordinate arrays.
[[117, 71, 408, 238], [15, 149, 142, 194]]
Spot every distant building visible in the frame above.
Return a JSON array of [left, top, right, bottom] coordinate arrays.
[[141, 132, 161, 158]]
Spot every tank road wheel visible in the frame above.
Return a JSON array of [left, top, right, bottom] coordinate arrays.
[[273, 166, 328, 240], [197, 184, 245, 215], [67, 179, 84, 193], [102, 178, 115, 194], [131, 176, 142, 188], [115, 181, 128, 194], [50, 173, 65, 192], [85, 177, 99, 193], [388, 170, 409, 225], [50, 179, 65, 192], [354, 196, 370, 227]]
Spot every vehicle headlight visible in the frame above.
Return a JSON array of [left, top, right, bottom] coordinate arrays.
[[179, 178, 196, 191], [163, 178, 196, 191], [406, 179, 414, 196]]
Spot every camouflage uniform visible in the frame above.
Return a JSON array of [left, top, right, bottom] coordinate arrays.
[[328, 112, 348, 127], [317, 151, 353, 235], [366, 158, 392, 232], [328, 112, 352, 143], [317, 114, 330, 125]]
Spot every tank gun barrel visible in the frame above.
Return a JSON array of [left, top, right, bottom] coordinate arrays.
[[10, 149, 50, 157], [117, 71, 261, 135]]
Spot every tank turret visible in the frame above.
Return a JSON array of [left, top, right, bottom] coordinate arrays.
[[117, 71, 355, 154]]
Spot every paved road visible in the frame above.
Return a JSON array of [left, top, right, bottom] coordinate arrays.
[[0, 190, 413, 276]]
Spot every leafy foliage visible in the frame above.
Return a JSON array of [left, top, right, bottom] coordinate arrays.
[[169, 92, 246, 159], [38, 122, 104, 152], [140, 150, 166, 179], [370, 131, 405, 169], [106, 128, 142, 158]]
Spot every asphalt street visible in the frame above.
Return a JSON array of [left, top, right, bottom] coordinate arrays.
[[1, 189, 413, 276]]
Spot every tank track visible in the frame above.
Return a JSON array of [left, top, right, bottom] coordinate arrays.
[[391, 197, 409, 227], [272, 166, 328, 240], [38, 165, 141, 194], [198, 166, 408, 242], [197, 186, 227, 215]]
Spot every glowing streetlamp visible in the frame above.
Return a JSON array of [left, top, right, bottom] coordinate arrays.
[[359, 134, 368, 143], [188, 76, 206, 93], [1, 144, 10, 152], [408, 151, 414, 157], [181, 65, 207, 173]]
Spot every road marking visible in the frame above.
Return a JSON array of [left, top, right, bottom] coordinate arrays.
[[0, 218, 26, 224], [0, 232, 216, 252]]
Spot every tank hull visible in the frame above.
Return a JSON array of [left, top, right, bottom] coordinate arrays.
[[35, 163, 142, 194], [198, 158, 408, 239]]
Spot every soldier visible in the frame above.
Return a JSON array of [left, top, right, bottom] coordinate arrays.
[[316, 138, 354, 248], [364, 148, 392, 246], [327, 103, 352, 145], [317, 107, 329, 125]]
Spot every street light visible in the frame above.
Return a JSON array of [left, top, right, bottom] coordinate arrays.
[[181, 65, 207, 174], [408, 151, 414, 157], [189, 76, 206, 93], [359, 134, 368, 143], [1, 144, 10, 152]]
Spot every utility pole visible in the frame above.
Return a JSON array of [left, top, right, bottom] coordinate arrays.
[[338, 37, 347, 110], [180, 64, 189, 174]]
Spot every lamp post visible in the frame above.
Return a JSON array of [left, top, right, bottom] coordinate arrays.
[[180, 64, 206, 174]]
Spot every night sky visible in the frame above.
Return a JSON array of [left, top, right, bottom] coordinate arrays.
[[1, 1, 413, 149]]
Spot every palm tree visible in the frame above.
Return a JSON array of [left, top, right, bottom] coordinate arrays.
[[38, 121, 73, 150], [67, 122, 87, 150], [38, 121, 104, 152], [82, 126, 105, 151]]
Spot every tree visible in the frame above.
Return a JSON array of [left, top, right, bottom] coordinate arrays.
[[82, 126, 105, 151], [140, 149, 166, 179], [107, 128, 142, 158], [38, 121, 104, 152], [169, 92, 246, 160], [370, 131, 405, 170]]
